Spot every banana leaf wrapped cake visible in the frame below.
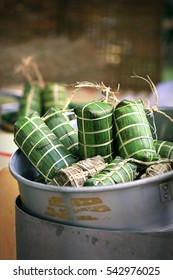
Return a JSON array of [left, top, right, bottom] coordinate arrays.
[[84, 157, 137, 186], [43, 107, 79, 158], [49, 155, 106, 187], [154, 140, 173, 159], [75, 101, 115, 163], [13, 78, 173, 188], [18, 82, 42, 119], [14, 111, 77, 183], [114, 99, 159, 162], [42, 82, 68, 113], [140, 162, 172, 179]]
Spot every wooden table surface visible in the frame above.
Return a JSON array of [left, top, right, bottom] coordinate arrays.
[[0, 167, 19, 260], [0, 127, 19, 260]]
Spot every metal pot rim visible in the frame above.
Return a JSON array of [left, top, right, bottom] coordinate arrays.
[[9, 149, 173, 193]]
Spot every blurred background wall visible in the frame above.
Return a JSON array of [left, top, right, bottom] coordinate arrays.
[[0, 0, 172, 92]]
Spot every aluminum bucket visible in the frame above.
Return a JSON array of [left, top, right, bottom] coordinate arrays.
[[9, 107, 173, 231]]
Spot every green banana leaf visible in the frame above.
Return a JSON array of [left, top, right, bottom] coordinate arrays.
[[75, 101, 115, 163], [84, 156, 137, 186], [42, 107, 79, 158], [42, 82, 68, 113], [18, 82, 42, 119], [14, 111, 77, 182], [154, 139, 173, 159], [114, 99, 159, 162]]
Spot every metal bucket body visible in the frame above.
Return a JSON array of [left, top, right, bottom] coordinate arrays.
[[15, 196, 173, 260], [10, 148, 173, 231], [9, 107, 173, 231]]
